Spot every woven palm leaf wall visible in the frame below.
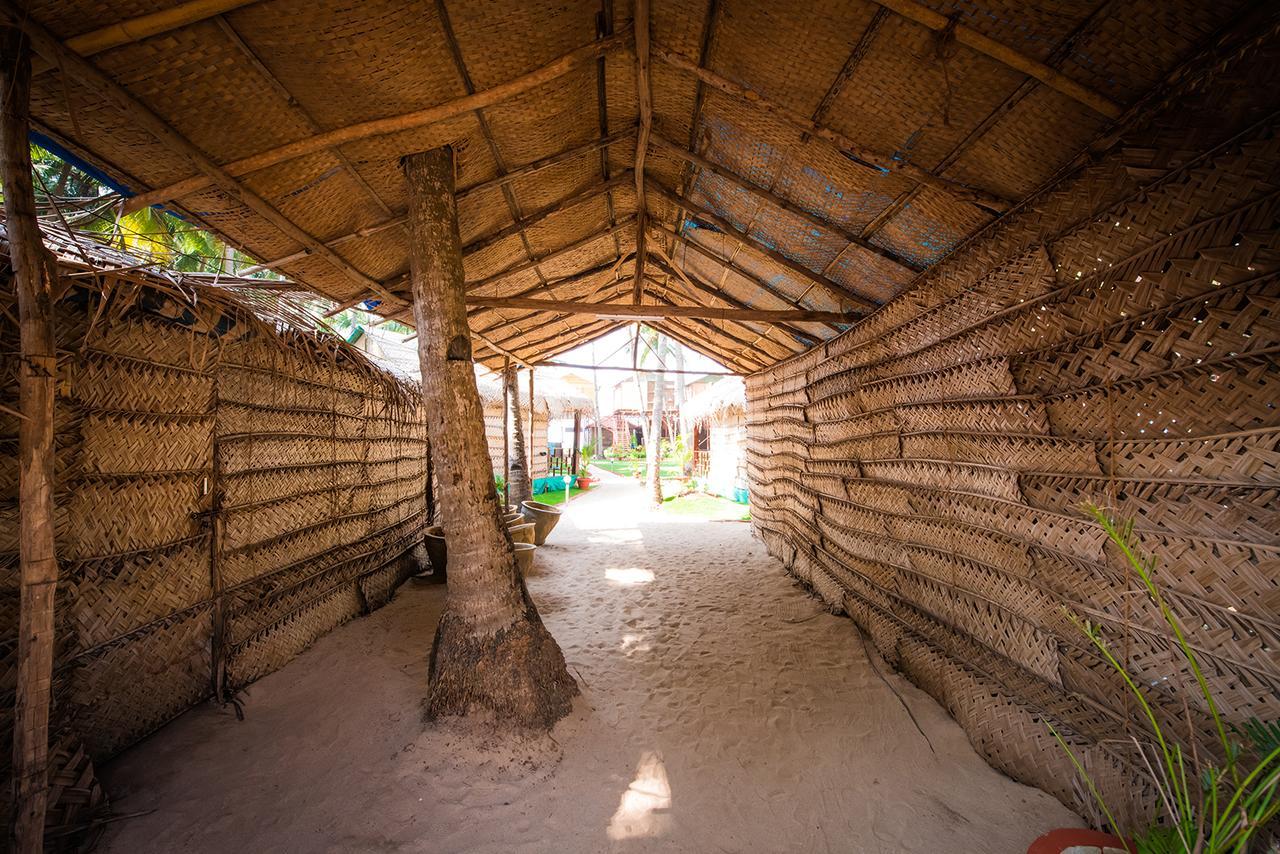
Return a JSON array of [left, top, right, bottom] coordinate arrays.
[[0, 268, 428, 766], [745, 34, 1280, 826]]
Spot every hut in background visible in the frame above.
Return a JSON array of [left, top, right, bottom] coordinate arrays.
[[684, 377, 748, 504], [477, 375, 589, 494]]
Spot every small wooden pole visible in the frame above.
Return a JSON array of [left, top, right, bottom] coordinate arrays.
[[527, 368, 536, 479], [502, 356, 511, 507], [570, 409, 582, 478], [3, 25, 59, 854]]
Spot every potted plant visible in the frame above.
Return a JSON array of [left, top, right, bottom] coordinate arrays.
[[575, 462, 594, 490]]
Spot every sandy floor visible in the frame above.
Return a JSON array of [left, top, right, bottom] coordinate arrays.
[[100, 477, 1080, 853]]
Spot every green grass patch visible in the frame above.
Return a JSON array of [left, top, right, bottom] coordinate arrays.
[[531, 485, 591, 506], [591, 459, 682, 478], [659, 492, 750, 522]]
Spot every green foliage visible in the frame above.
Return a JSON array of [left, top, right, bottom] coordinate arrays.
[[1050, 505, 1280, 853]]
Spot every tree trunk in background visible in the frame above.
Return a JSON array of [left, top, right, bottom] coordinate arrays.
[[504, 364, 532, 507], [646, 335, 666, 507], [403, 146, 575, 729], [675, 342, 688, 446], [3, 26, 60, 854]]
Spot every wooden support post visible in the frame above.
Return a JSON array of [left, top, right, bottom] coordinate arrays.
[[570, 409, 582, 479], [502, 357, 511, 508], [403, 145, 574, 728], [3, 25, 59, 854], [528, 368, 536, 480]]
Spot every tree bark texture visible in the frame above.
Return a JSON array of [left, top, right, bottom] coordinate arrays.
[[403, 146, 575, 729], [504, 364, 532, 506], [646, 335, 666, 507], [3, 25, 60, 854]]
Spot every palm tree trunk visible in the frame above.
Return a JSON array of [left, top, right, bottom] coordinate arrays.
[[504, 364, 532, 506], [646, 336, 666, 507], [3, 26, 60, 853], [403, 146, 575, 729]]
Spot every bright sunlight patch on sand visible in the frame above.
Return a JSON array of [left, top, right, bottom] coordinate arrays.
[[607, 752, 672, 841], [587, 528, 642, 544], [605, 567, 654, 585]]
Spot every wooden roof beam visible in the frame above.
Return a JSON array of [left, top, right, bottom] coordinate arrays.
[[246, 173, 628, 280], [638, 289, 788, 363], [467, 259, 626, 322], [646, 255, 822, 347], [651, 133, 921, 274], [643, 285, 802, 359], [649, 317, 766, 373], [651, 42, 1010, 213], [869, 0, 1121, 119], [465, 295, 854, 323], [472, 329, 535, 368], [631, 0, 652, 303], [463, 171, 632, 257], [121, 27, 635, 212], [466, 216, 635, 293], [457, 126, 635, 204], [648, 181, 876, 311], [32, 0, 260, 74], [528, 321, 628, 364], [472, 283, 633, 339], [492, 317, 617, 362], [0, 1, 406, 309], [214, 15, 393, 222], [647, 221, 843, 333]]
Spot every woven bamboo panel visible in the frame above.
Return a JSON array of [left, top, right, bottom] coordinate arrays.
[[746, 35, 1280, 826], [0, 265, 429, 769]]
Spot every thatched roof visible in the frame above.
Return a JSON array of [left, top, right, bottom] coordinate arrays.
[[474, 372, 592, 418], [682, 375, 744, 424], [3, 0, 1257, 373]]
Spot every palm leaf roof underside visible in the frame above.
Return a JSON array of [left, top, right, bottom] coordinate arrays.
[[6, 0, 1253, 372]]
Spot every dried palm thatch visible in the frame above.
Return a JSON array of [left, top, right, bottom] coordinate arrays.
[[3, 0, 1261, 377], [0, 229, 429, 775], [682, 375, 744, 425], [747, 23, 1280, 828]]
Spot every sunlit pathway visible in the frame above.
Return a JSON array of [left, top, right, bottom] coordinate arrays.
[[101, 479, 1078, 853]]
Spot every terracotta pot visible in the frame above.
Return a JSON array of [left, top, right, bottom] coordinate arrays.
[[502, 511, 524, 525], [1026, 828, 1134, 854], [513, 542, 536, 575], [521, 500, 562, 545], [576, 477, 594, 489], [508, 522, 536, 544], [423, 525, 447, 579]]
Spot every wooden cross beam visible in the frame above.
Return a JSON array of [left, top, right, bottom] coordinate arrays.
[[647, 221, 844, 333], [32, 0, 260, 74], [465, 216, 635, 292], [121, 28, 634, 212], [464, 296, 854, 323], [869, 0, 1121, 119], [0, 0, 407, 310]]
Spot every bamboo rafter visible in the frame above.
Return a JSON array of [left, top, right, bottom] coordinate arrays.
[[120, 28, 635, 213]]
